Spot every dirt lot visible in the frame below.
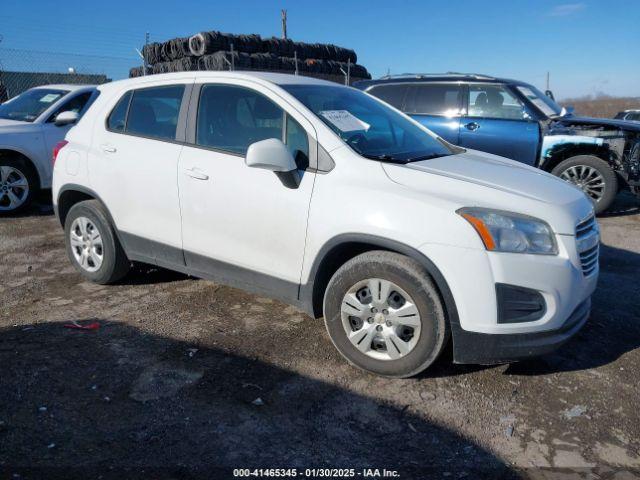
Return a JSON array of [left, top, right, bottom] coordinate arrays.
[[1, 194, 639, 479]]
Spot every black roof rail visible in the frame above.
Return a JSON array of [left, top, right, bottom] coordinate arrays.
[[377, 72, 496, 81]]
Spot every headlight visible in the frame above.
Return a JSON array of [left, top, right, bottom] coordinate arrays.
[[457, 207, 558, 255]]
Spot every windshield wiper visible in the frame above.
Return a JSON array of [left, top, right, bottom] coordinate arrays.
[[405, 153, 451, 163], [361, 153, 405, 163]]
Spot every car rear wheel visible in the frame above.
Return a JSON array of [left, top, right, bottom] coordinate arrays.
[[64, 200, 130, 284], [552, 155, 618, 215], [0, 158, 36, 215], [323, 251, 449, 378]]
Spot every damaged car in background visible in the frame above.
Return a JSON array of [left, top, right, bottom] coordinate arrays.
[[356, 74, 640, 214]]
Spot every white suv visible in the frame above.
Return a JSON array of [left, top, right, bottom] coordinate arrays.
[[52, 72, 599, 377], [0, 84, 98, 213]]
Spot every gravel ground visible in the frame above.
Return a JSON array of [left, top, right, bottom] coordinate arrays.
[[0, 194, 639, 479]]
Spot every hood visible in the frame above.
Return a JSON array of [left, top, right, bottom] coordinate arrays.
[[385, 150, 585, 205], [0, 118, 39, 135], [553, 115, 640, 132]]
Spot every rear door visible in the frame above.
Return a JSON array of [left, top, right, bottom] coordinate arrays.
[[89, 81, 192, 265], [459, 83, 539, 165], [401, 83, 463, 144], [367, 82, 463, 144], [177, 80, 316, 298]]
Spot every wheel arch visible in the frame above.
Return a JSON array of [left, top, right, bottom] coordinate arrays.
[[541, 143, 612, 173], [56, 184, 119, 236], [0, 148, 42, 189], [301, 234, 460, 329]]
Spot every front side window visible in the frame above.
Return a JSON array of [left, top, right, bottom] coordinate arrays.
[[48, 91, 93, 123], [404, 84, 463, 117], [283, 84, 453, 163], [126, 85, 184, 140], [367, 84, 409, 110], [0, 88, 68, 122], [627, 112, 640, 121], [196, 85, 285, 155], [467, 84, 527, 120]]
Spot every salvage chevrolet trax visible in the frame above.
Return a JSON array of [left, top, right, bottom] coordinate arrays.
[[53, 72, 599, 377], [356, 74, 640, 214]]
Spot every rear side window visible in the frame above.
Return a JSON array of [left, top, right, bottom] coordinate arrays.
[[196, 85, 284, 155], [367, 84, 409, 110], [404, 84, 462, 116], [126, 85, 185, 140], [107, 91, 132, 132]]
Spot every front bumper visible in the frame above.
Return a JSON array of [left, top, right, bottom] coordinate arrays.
[[450, 297, 590, 364]]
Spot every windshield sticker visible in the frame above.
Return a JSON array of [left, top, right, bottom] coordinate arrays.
[[39, 93, 60, 103], [320, 110, 370, 132]]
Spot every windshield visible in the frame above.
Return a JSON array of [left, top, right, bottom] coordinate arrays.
[[0, 88, 68, 122], [283, 85, 453, 162], [516, 85, 563, 118]]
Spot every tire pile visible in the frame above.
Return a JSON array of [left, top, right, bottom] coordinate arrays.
[[129, 31, 371, 83]]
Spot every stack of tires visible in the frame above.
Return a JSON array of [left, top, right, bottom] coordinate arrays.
[[130, 30, 371, 84]]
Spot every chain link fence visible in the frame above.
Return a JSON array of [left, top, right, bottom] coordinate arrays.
[[0, 48, 137, 101]]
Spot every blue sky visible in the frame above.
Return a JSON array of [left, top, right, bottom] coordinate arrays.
[[0, 0, 638, 99]]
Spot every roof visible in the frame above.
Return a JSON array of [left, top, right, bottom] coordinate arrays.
[[99, 71, 339, 93], [353, 73, 530, 89]]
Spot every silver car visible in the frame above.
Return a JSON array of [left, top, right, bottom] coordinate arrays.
[[0, 84, 98, 214]]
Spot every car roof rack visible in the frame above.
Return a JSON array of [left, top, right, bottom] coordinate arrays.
[[377, 72, 496, 80]]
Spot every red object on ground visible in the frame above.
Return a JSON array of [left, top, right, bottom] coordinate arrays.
[[64, 321, 100, 331]]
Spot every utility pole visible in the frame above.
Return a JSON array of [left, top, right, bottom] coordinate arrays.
[[281, 10, 288, 39], [143, 32, 150, 76]]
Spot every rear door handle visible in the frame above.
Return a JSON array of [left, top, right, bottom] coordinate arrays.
[[101, 144, 117, 153], [184, 167, 209, 180], [464, 122, 480, 131]]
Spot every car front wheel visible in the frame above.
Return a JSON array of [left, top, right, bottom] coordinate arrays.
[[552, 155, 618, 215], [323, 251, 449, 378]]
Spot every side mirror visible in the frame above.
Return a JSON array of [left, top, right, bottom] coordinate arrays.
[[54, 110, 79, 127], [245, 138, 300, 188], [545, 90, 555, 100]]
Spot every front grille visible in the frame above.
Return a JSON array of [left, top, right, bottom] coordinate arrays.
[[575, 214, 599, 276]]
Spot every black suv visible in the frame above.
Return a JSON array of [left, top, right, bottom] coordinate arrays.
[[355, 73, 640, 213]]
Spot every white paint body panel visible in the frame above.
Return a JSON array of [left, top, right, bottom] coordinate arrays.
[[53, 71, 598, 338]]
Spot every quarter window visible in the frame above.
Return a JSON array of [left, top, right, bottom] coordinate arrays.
[[107, 91, 131, 132], [467, 84, 527, 120], [404, 84, 463, 116], [367, 84, 409, 110], [196, 85, 307, 159], [126, 85, 184, 140]]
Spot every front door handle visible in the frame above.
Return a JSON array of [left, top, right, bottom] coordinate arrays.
[[101, 144, 117, 153], [464, 122, 480, 131], [184, 168, 209, 180]]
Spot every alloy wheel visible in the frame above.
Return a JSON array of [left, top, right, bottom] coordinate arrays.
[[560, 165, 605, 202], [0, 166, 29, 211], [70, 217, 104, 272], [341, 278, 421, 361]]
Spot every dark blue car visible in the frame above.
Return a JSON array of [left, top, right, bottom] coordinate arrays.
[[355, 73, 640, 214]]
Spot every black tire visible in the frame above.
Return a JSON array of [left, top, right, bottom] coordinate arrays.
[[0, 157, 37, 215], [64, 200, 130, 284], [551, 155, 618, 215], [323, 251, 449, 378]]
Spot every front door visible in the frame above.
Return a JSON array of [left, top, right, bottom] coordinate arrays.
[[459, 84, 540, 165], [177, 81, 316, 299]]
